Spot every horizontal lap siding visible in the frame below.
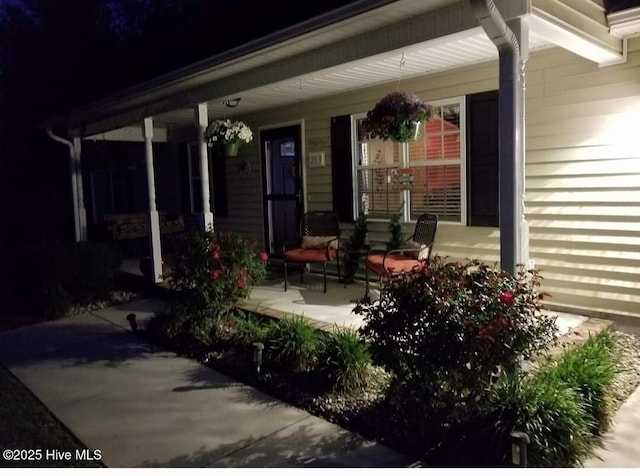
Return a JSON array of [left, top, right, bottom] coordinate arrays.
[[526, 39, 640, 318], [220, 38, 639, 319]]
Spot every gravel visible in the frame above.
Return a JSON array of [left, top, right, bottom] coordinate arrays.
[[609, 331, 640, 412]]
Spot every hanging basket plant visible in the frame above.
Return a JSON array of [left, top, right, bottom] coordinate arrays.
[[361, 91, 433, 142], [204, 119, 253, 157]]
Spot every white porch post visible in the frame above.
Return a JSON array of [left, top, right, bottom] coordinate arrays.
[[72, 137, 88, 241], [508, 17, 531, 270], [143, 117, 163, 283], [195, 103, 214, 231]]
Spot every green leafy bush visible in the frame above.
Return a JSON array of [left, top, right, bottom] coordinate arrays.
[[317, 326, 372, 393], [356, 257, 557, 399], [354, 257, 558, 442], [266, 314, 320, 373], [161, 228, 268, 342], [342, 213, 368, 284], [536, 330, 618, 435], [230, 312, 270, 347], [36, 242, 122, 318], [386, 212, 404, 251], [487, 372, 593, 467]]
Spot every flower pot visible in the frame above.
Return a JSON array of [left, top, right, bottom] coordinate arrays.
[[224, 142, 239, 157]]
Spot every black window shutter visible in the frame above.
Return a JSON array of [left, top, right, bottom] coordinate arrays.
[[210, 145, 228, 217], [466, 90, 499, 227], [178, 144, 192, 216], [330, 115, 354, 222]]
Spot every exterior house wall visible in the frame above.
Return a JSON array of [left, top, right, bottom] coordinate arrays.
[[525, 37, 640, 318], [216, 38, 640, 319]]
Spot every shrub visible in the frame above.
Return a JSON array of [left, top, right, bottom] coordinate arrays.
[[342, 213, 368, 284], [45, 241, 122, 300], [266, 314, 320, 373], [356, 257, 558, 401], [36, 241, 122, 318], [386, 212, 404, 251], [536, 330, 618, 435], [163, 228, 268, 341], [487, 372, 593, 468], [231, 312, 270, 347], [317, 326, 372, 394]]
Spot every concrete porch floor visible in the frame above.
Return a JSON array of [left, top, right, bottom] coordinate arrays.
[[121, 258, 589, 335], [239, 272, 590, 335]]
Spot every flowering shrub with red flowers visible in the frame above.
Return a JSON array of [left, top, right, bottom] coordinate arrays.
[[162, 228, 268, 342], [354, 256, 557, 437]]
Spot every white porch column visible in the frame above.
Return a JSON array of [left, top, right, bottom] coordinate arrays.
[[143, 117, 163, 283], [195, 103, 214, 231], [72, 137, 88, 241], [508, 17, 531, 270]]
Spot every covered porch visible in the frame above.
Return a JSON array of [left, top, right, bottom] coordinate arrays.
[[44, 0, 640, 321]]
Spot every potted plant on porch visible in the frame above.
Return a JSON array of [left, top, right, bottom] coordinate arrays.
[[361, 91, 432, 142], [342, 213, 369, 284], [204, 119, 253, 157]]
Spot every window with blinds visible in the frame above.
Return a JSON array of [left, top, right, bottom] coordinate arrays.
[[408, 99, 465, 222], [352, 97, 465, 223], [353, 116, 403, 218]]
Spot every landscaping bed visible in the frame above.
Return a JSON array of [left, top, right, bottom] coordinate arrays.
[[149, 228, 640, 467]]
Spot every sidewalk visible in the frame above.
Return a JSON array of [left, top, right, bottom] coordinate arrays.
[[0, 299, 413, 468]]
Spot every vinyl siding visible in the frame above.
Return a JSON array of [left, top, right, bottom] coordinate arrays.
[[221, 37, 640, 320], [525, 38, 640, 319]]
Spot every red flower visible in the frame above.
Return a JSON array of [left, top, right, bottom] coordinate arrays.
[[240, 269, 248, 276], [228, 320, 236, 328], [211, 251, 220, 260], [209, 242, 218, 251], [221, 264, 227, 272], [210, 270, 219, 280], [499, 291, 514, 306], [236, 278, 245, 289], [259, 252, 268, 262]]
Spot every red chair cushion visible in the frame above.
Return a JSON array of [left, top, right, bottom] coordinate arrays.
[[284, 247, 337, 263], [366, 253, 424, 275]]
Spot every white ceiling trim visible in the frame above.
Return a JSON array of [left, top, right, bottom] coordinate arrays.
[[530, 9, 624, 66], [608, 6, 640, 39]]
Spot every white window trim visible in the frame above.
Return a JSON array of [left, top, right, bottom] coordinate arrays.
[[351, 96, 467, 225]]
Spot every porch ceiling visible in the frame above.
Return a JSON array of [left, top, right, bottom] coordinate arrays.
[[151, 26, 552, 133], [61, 0, 624, 140]]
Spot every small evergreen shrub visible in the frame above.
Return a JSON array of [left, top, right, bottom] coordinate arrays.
[[536, 330, 618, 435], [488, 372, 593, 468], [38, 241, 122, 318], [231, 312, 270, 347], [342, 213, 368, 284], [317, 326, 372, 394], [266, 314, 320, 373], [386, 212, 404, 251]]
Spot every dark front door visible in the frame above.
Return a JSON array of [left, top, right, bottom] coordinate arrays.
[[261, 125, 303, 256]]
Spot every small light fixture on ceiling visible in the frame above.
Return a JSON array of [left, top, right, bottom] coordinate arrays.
[[223, 97, 241, 108]]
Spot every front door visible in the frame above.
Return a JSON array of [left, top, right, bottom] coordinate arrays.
[[261, 125, 302, 256]]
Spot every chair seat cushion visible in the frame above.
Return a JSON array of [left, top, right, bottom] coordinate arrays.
[[285, 247, 337, 263], [367, 253, 423, 275]]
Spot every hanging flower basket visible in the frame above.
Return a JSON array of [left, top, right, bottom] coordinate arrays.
[[361, 91, 432, 143], [204, 119, 253, 156]]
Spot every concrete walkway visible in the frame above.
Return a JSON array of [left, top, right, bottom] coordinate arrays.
[[0, 299, 414, 468]]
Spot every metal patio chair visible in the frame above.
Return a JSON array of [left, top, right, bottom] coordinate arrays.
[[364, 213, 438, 296], [283, 211, 342, 293]]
